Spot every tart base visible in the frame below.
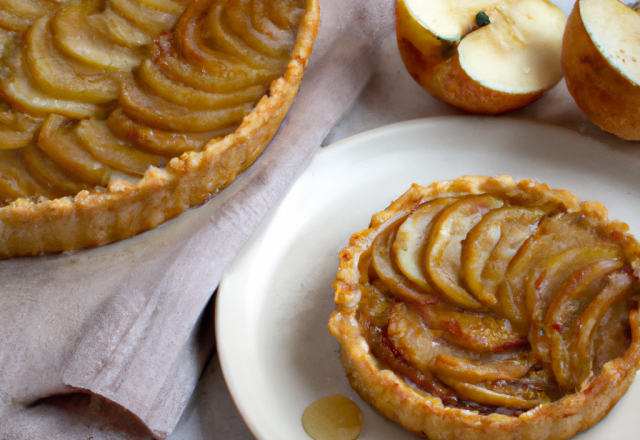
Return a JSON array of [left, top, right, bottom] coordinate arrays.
[[329, 175, 640, 440]]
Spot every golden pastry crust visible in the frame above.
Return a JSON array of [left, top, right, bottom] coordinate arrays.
[[329, 175, 640, 440], [0, 0, 320, 258]]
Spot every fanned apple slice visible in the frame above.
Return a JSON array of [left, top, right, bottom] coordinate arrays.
[[249, 0, 296, 36], [498, 213, 609, 327], [0, 7, 35, 32], [0, 149, 54, 202], [1, 0, 49, 18], [75, 118, 164, 176], [2, 48, 106, 118], [387, 303, 472, 373], [137, 59, 267, 110], [52, 1, 144, 71], [371, 217, 436, 305], [136, 0, 183, 15], [545, 259, 623, 328], [369, 302, 457, 402], [175, 0, 282, 78], [545, 259, 624, 389], [87, 7, 152, 49], [119, 76, 254, 132], [526, 245, 623, 362], [22, 142, 90, 196], [224, 0, 295, 58], [0, 124, 38, 150], [432, 310, 528, 353], [566, 269, 634, 391], [205, 3, 289, 71], [25, 15, 119, 104], [461, 206, 544, 306], [0, 104, 42, 149], [106, 108, 226, 156], [392, 197, 456, 291], [265, 0, 306, 29], [109, 0, 177, 35], [437, 375, 548, 409], [153, 34, 279, 93], [425, 195, 503, 310], [38, 115, 111, 186], [433, 354, 535, 384]]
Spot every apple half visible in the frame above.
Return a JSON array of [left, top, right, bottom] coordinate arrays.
[[563, 0, 640, 140], [396, 0, 565, 114]]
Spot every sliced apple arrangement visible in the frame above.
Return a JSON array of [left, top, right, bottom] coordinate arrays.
[[330, 175, 640, 440], [0, 0, 320, 257], [395, 0, 565, 114], [562, 0, 640, 140]]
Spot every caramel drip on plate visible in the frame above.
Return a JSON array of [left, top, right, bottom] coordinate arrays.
[[302, 395, 363, 440]]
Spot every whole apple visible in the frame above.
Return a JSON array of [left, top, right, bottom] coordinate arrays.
[[396, 0, 565, 114], [563, 0, 640, 140]]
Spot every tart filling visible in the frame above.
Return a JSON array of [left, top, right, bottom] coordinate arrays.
[[0, 0, 320, 257], [329, 175, 640, 440]]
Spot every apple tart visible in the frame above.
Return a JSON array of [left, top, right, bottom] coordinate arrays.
[[329, 175, 640, 440], [0, 0, 319, 257]]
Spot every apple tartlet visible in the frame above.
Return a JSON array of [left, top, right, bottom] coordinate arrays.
[[329, 175, 640, 440], [0, 0, 319, 257]]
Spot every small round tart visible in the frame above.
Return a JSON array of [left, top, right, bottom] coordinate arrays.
[[0, 0, 320, 258], [329, 175, 640, 440]]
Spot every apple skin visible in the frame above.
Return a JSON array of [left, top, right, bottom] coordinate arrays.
[[563, 1, 640, 140], [395, 0, 545, 114]]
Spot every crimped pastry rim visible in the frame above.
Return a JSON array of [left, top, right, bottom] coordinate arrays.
[[0, 0, 320, 258], [329, 174, 640, 440]]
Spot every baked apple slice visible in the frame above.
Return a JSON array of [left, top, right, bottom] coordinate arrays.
[[392, 197, 456, 291], [425, 195, 503, 310], [2, 47, 106, 118], [52, 0, 145, 71], [137, 59, 267, 110], [563, 0, 640, 140], [89, 6, 152, 48], [461, 206, 544, 306], [25, 15, 119, 103], [22, 142, 91, 196], [38, 115, 111, 186], [497, 212, 609, 328], [109, 0, 177, 35], [75, 118, 164, 176], [105, 108, 223, 156], [396, 0, 565, 114], [119, 76, 253, 132]]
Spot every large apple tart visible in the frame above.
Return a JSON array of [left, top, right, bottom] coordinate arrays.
[[329, 175, 640, 440], [0, 0, 319, 257]]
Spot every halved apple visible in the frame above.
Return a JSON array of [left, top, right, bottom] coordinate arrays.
[[563, 0, 640, 140], [396, 0, 565, 114]]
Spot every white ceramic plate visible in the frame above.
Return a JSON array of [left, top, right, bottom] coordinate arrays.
[[216, 117, 640, 440]]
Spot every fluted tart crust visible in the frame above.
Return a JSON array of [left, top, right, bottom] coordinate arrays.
[[0, 0, 320, 257], [329, 175, 640, 440]]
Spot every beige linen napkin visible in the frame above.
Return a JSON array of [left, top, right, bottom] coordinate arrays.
[[0, 0, 395, 438]]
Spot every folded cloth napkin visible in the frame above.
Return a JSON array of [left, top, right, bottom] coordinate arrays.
[[0, 0, 395, 438]]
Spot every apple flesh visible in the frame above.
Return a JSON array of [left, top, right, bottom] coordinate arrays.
[[563, 0, 640, 140], [396, 0, 565, 114]]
